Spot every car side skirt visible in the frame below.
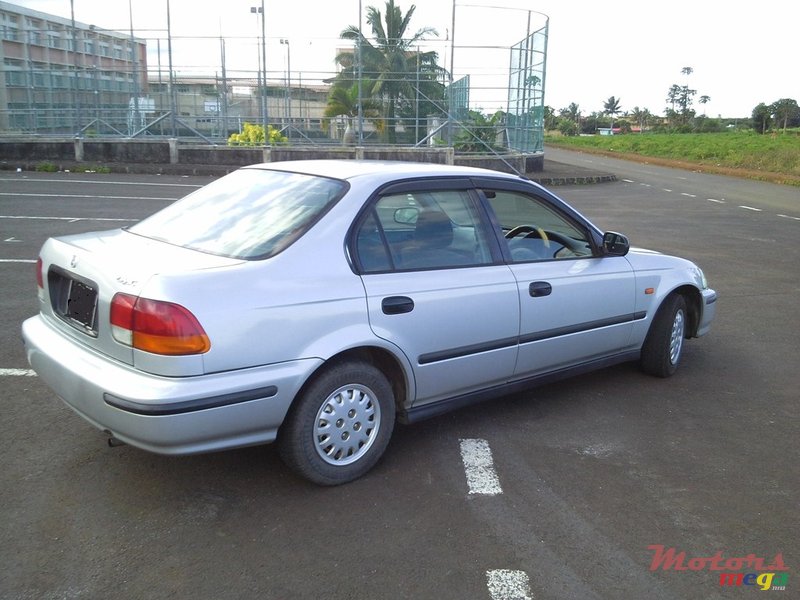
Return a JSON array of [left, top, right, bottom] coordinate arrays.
[[399, 349, 641, 424]]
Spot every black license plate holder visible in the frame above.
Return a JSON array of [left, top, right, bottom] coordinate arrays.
[[66, 279, 98, 330]]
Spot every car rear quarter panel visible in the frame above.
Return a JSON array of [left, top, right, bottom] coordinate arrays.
[[136, 214, 380, 376]]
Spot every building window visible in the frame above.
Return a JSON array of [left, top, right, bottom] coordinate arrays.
[[1, 13, 20, 42]]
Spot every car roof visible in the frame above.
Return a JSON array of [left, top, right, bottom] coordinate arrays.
[[243, 159, 527, 184]]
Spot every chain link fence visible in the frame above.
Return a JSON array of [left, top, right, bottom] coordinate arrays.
[[1, 3, 547, 161]]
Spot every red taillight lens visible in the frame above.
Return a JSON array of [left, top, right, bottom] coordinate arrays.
[[36, 257, 44, 289], [110, 293, 210, 355]]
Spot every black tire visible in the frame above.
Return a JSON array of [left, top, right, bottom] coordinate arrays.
[[278, 360, 395, 485], [641, 293, 687, 378]]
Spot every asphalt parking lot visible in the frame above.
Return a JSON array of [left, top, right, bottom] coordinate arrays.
[[1, 156, 797, 599]]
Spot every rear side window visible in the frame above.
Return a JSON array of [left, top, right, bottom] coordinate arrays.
[[130, 169, 346, 259], [355, 189, 494, 272]]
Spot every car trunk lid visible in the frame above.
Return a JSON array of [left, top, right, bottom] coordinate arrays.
[[38, 229, 242, 367]]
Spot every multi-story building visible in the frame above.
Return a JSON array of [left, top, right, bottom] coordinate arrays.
[[0, 1, 147, 134]]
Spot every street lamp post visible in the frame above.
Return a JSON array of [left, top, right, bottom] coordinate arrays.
[[250, 6, 267, 140], [280, 38, 291, 138], [250, 6, 263, 131]]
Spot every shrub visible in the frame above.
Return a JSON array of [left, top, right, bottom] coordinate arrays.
[[228, 123, 288, 146]]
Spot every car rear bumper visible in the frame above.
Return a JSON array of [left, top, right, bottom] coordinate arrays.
[[22, 315, 321, 454]]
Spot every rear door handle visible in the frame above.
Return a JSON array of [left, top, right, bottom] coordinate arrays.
[[382, 296, 415, 315], [529, 281, 552, 297]]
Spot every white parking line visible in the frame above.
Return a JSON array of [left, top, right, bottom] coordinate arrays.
[[707, 198, 725, 204], [486, 570, 532, 600], [0, 259, 36, 263], [460, 438, 502, 495], [680, 192, 697, 198], [0, 177, 201, 188], [0, 193, 175, 201], [739, 205, 763, 212], [1, 215, 136, 222], [777, 214, 800, 221], [0, 368, 36, 377]]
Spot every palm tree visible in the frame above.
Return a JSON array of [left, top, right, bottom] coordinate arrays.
[[338, 0, 444, 143], [566, 102, 581, 127], [324, 83, 379, 144], [699, 95, 711, 115], [603, 96, 622, 132], [630, 106, 651, 132]]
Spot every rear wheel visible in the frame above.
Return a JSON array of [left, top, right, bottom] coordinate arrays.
[[641, 294, 687, 378], [278, 360, 395, 485]]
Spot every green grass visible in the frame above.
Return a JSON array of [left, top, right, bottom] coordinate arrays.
[[546, 131, 800, 185]]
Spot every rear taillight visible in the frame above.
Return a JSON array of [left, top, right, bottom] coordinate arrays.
[[110, 293, 210, 356], [36, 257, 44, 300]]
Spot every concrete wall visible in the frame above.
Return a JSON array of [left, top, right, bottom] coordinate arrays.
[[0, 137, 543, 175]]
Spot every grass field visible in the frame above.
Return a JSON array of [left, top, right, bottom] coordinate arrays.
[[545, 131, 800, 186]]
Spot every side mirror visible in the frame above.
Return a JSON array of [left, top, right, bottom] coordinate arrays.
[[394, 207, 419, 225], [602, 231, 630, 256]]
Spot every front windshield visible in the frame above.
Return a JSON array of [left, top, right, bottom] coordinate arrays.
[[130, 168, 347, 259]]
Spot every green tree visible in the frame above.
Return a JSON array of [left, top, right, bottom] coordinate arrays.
[[453, 109, 505, 152], [752, 103, 772, 134], [324, 83, 380, 144], [630, 106, 652, 132], [560, 102, 581, 127], [603, 96, 622, 131], [543, 105, 559, 130], [771, 98, 800, 132], [699, 95, 711, 115], [338, 0, 445, 144]]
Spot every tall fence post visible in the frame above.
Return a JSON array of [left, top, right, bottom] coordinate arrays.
[[74, 137, 84, 162], [169, 138, 179, 164]]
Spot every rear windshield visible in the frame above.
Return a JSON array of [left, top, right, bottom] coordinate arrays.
[[130, 169, 347, 259]]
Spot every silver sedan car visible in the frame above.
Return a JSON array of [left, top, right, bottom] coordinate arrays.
[[22, 160, 716, 485]]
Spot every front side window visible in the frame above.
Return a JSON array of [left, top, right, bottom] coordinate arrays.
[[131, 169, 346, 259], [485, 190, 594, 262], [355, 188, 494, 272]]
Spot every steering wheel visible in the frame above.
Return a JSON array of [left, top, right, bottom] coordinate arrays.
[[505, 224, 550, 248], [542, 230, 587, 257]]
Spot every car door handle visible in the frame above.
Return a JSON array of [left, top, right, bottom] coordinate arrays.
[[529, 281, 552, 297], [382, 296, 415, 315]]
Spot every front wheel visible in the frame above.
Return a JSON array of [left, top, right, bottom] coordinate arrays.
[[640, 294, 687, 378], [278, 360, 395, 485]]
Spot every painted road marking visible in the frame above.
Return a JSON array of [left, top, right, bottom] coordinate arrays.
[[622, 179, 634, 183], [486, 570, 532, 600], [680, 192, 697, 198], [0, 259, 36, 263], [707, 198, 725, 204], [739, 205, 763, 212], [0, 177, 201, 188], [0, 193, 175, 201], [777, 214, 800, 221], [0, 368, 36, 377], [460, 438, 502, 495], [1, 215, 136, 222]]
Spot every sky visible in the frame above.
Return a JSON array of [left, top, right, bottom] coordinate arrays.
[[14, 0, 800, 118]]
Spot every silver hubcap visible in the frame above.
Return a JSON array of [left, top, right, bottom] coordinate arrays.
[[669, 309, 685, 365], [314, 384, 380, 466]]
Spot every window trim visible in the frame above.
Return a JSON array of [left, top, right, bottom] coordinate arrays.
[[347, 177, 504, 275], [471, 178, 604, 263]]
